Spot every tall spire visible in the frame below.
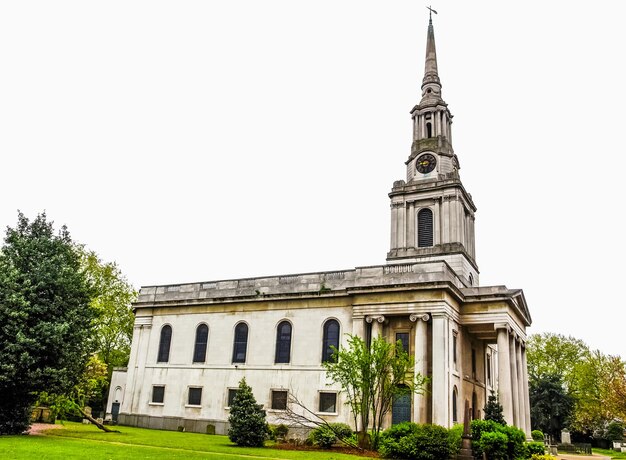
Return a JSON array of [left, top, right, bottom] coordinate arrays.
[[421, 12, 442, 103]]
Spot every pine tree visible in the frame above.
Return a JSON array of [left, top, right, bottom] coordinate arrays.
[[483, 390, 506, 425], [227, 378, 268, 447]]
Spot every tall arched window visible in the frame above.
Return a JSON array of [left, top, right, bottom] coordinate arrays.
[[275, 321, 292, 364], [232, 323, 248, 363], [452, 386, 458, 423], [157, 325, 172, 363], [426, 122, 433, 138], [472, 391, 478, 420], [417, 208, 434, 247], [193, 324, 209, 363], [322, 319, 340, 363]]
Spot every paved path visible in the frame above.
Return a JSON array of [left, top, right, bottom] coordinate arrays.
[[555, 454, 611, 460]]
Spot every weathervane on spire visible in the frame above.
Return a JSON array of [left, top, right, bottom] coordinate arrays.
[[427, 5, 438, 22]]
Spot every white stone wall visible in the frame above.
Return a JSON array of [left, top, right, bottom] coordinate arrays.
[[120, 305, 354, 427]]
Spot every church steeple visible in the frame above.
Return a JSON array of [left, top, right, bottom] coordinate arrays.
[[387, 14, 478, 288], [421, 14, 442, 103]]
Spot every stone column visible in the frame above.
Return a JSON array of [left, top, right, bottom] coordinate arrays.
[[496, 325, 513, 424], [521, 344, 532, 437], [515, 337, 526, 433], [398, 204, 406, 249], [411, 313, 430, 423], [509, 333, 520, 427], [431, 314, 449, 426], [390, 203, 399, 250]]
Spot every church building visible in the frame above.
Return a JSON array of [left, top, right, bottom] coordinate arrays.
[[107, 16, 532, 436]]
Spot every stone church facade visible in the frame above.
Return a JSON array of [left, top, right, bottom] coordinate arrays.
[[107, 17, 532, 436]]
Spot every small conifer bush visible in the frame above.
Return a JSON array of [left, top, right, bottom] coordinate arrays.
[[227, 378, 268, 447]]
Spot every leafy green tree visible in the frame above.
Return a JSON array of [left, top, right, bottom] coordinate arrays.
[[78, 249, 136, 414], [80, 249, 136, 370], [323, 334, 427, 449], [483, 390, 506, 425], [529, 373, 573, 441], [0, 212, 95, 434], [228, 378, 268, 447]]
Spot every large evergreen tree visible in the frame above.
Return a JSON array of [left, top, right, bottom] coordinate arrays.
[[228, 378, 267, 447], [0, 212, 95, 434]]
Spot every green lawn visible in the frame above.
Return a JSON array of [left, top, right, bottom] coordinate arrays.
[[593, 448, 626, 459], [0, 422, 371, 459]]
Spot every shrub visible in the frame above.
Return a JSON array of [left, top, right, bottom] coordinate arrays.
[[526, 441, 546, 456], [480, 431, 509, 460], [470, 419, 526, 460], [530, 455, 556, 460], [531, 430, 545, 442], [379, 422, 455, 460], [270, 424, 289, 441], [449, 424, 464, 454], [227, 378, 268, 447], [309, 425, 337, 449], [606, 421, 625, 442]]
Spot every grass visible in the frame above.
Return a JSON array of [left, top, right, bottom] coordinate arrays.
[[0, 421, 370, 459], [593, 448, 626, 459]]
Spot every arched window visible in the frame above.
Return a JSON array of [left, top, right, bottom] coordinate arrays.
[[232, 323, 248, 363], [417, 208, 434, 247], [452, 386, 458, 423], [322, 319, 340, 363], [275, 321, 292, 364], [157, 325, 172, 363], [472, 391, 478, 420], [193, 324, 209, 363], [426, 122, 433, 138]]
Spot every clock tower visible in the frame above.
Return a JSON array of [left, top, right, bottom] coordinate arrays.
[[387, 15, 478, 287]]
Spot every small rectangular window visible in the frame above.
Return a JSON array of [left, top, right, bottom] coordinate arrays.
[[271, 390, 288, 410], [152, 385, 165, 404], [227, 389, 239, 407], [188, 387, 202, 406], [319, 392, 337, 413], [396, 332, 409, 354], [486, 354, 492, 385]]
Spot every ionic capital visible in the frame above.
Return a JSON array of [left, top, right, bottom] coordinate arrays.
[[410, 313, 430, 322]]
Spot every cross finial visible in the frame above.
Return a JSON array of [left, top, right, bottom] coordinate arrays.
[[427, 6, 438, 23]]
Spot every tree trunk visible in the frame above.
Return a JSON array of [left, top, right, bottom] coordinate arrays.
[[74, 405, 119, 433]]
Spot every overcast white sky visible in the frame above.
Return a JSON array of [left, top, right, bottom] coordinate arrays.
[[1, 1, 625, 358]]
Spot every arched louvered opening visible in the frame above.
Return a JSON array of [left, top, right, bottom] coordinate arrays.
[[426, 122, 433, 138], [232, 323, 249, 363], [157, 325, 172, 363], [417, 208, 434, 247], [322, 319, 340, 363], [275, 321, 292, 364], [193, 324, 209, 363]]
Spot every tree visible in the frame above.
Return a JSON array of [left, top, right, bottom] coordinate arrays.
[[0, 212, 95, 434], [228, 378, 268, 447], [79, 249, 136, 414], [483, 390, 506, 425], [323, 334, 427, 449], [529, 373, 573, 442]]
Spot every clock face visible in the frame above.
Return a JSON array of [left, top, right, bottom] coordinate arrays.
[[416, 153, 437, 174]]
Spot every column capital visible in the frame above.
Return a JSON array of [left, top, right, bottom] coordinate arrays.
[[410, 313, 430, 322], [494, 323, 510, 332], [366, 315, 386, 324]]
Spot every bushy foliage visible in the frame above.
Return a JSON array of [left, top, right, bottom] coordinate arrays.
[[526, 441, 546, 456], [308, 423, 354, 449], [309, 425, 338, 449], [268, 423, 289, 441], [531, 430, 545, 442], [227, 378, 267, 447], [379, 422, 456, 460], [0, 212, 95, 434], [480, 431, 509, 460], [606, 421, 625, 441], [470, 420, 526, 460], [484, 391, 506, 425], [530, 455, 556, 460]]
